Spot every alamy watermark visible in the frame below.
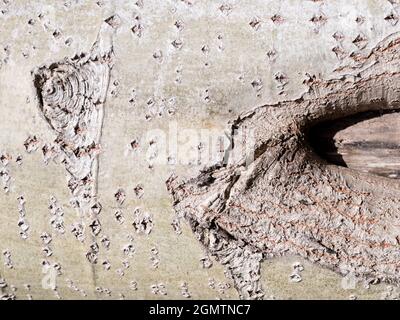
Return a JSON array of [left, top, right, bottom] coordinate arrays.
[[341, 272, 358, 290], [141, 121, 256, 168], [41, 263, 57, 290]]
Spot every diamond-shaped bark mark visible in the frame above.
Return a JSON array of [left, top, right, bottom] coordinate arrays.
[[181, 0, 193, 6], [352, 33, 368, 50], [52, 29, 62, 39], [174, 20, 184, 31], [302, 73, 319, 87], [201, 45, 210, 54], [266, 49, 277, 62], [219, 4, 233, 15], [332, 46, 347, 61], [271, 14, 284, 24], [153, 50, 163, 63], [0, 153, 11, 166], [171, 39, 183, 50], [251, 78, 263, 91], [274, 72, 288, 86], [274, 72, 288, 95], [355, 16, 365, 25], [310, 13, 327, 32], [131, 14, 143, 38], [104, 14, 121, 29], [24, 135, 40, 153], [385, 11, 399, 26], [349, 51, 364, 63], [332, 31, 345, 42], [249, 16, 261, 30], [131, 23, 143, 38], [135, 0, 144, 8], [310, 13, 327, 25]]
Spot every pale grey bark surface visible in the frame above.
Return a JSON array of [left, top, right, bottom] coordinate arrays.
[[0, 0, 399, 300]]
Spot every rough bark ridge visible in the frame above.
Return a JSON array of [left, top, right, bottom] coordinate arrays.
[[167, 33, 400, 300]]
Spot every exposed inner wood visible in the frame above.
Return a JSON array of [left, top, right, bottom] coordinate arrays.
[[309, 110, 400, 179]]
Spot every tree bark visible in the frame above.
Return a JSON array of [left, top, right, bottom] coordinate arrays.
[[167, 32, 400, 300]]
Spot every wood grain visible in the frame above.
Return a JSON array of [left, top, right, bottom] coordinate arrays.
[[310, 111, 400, 179]]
